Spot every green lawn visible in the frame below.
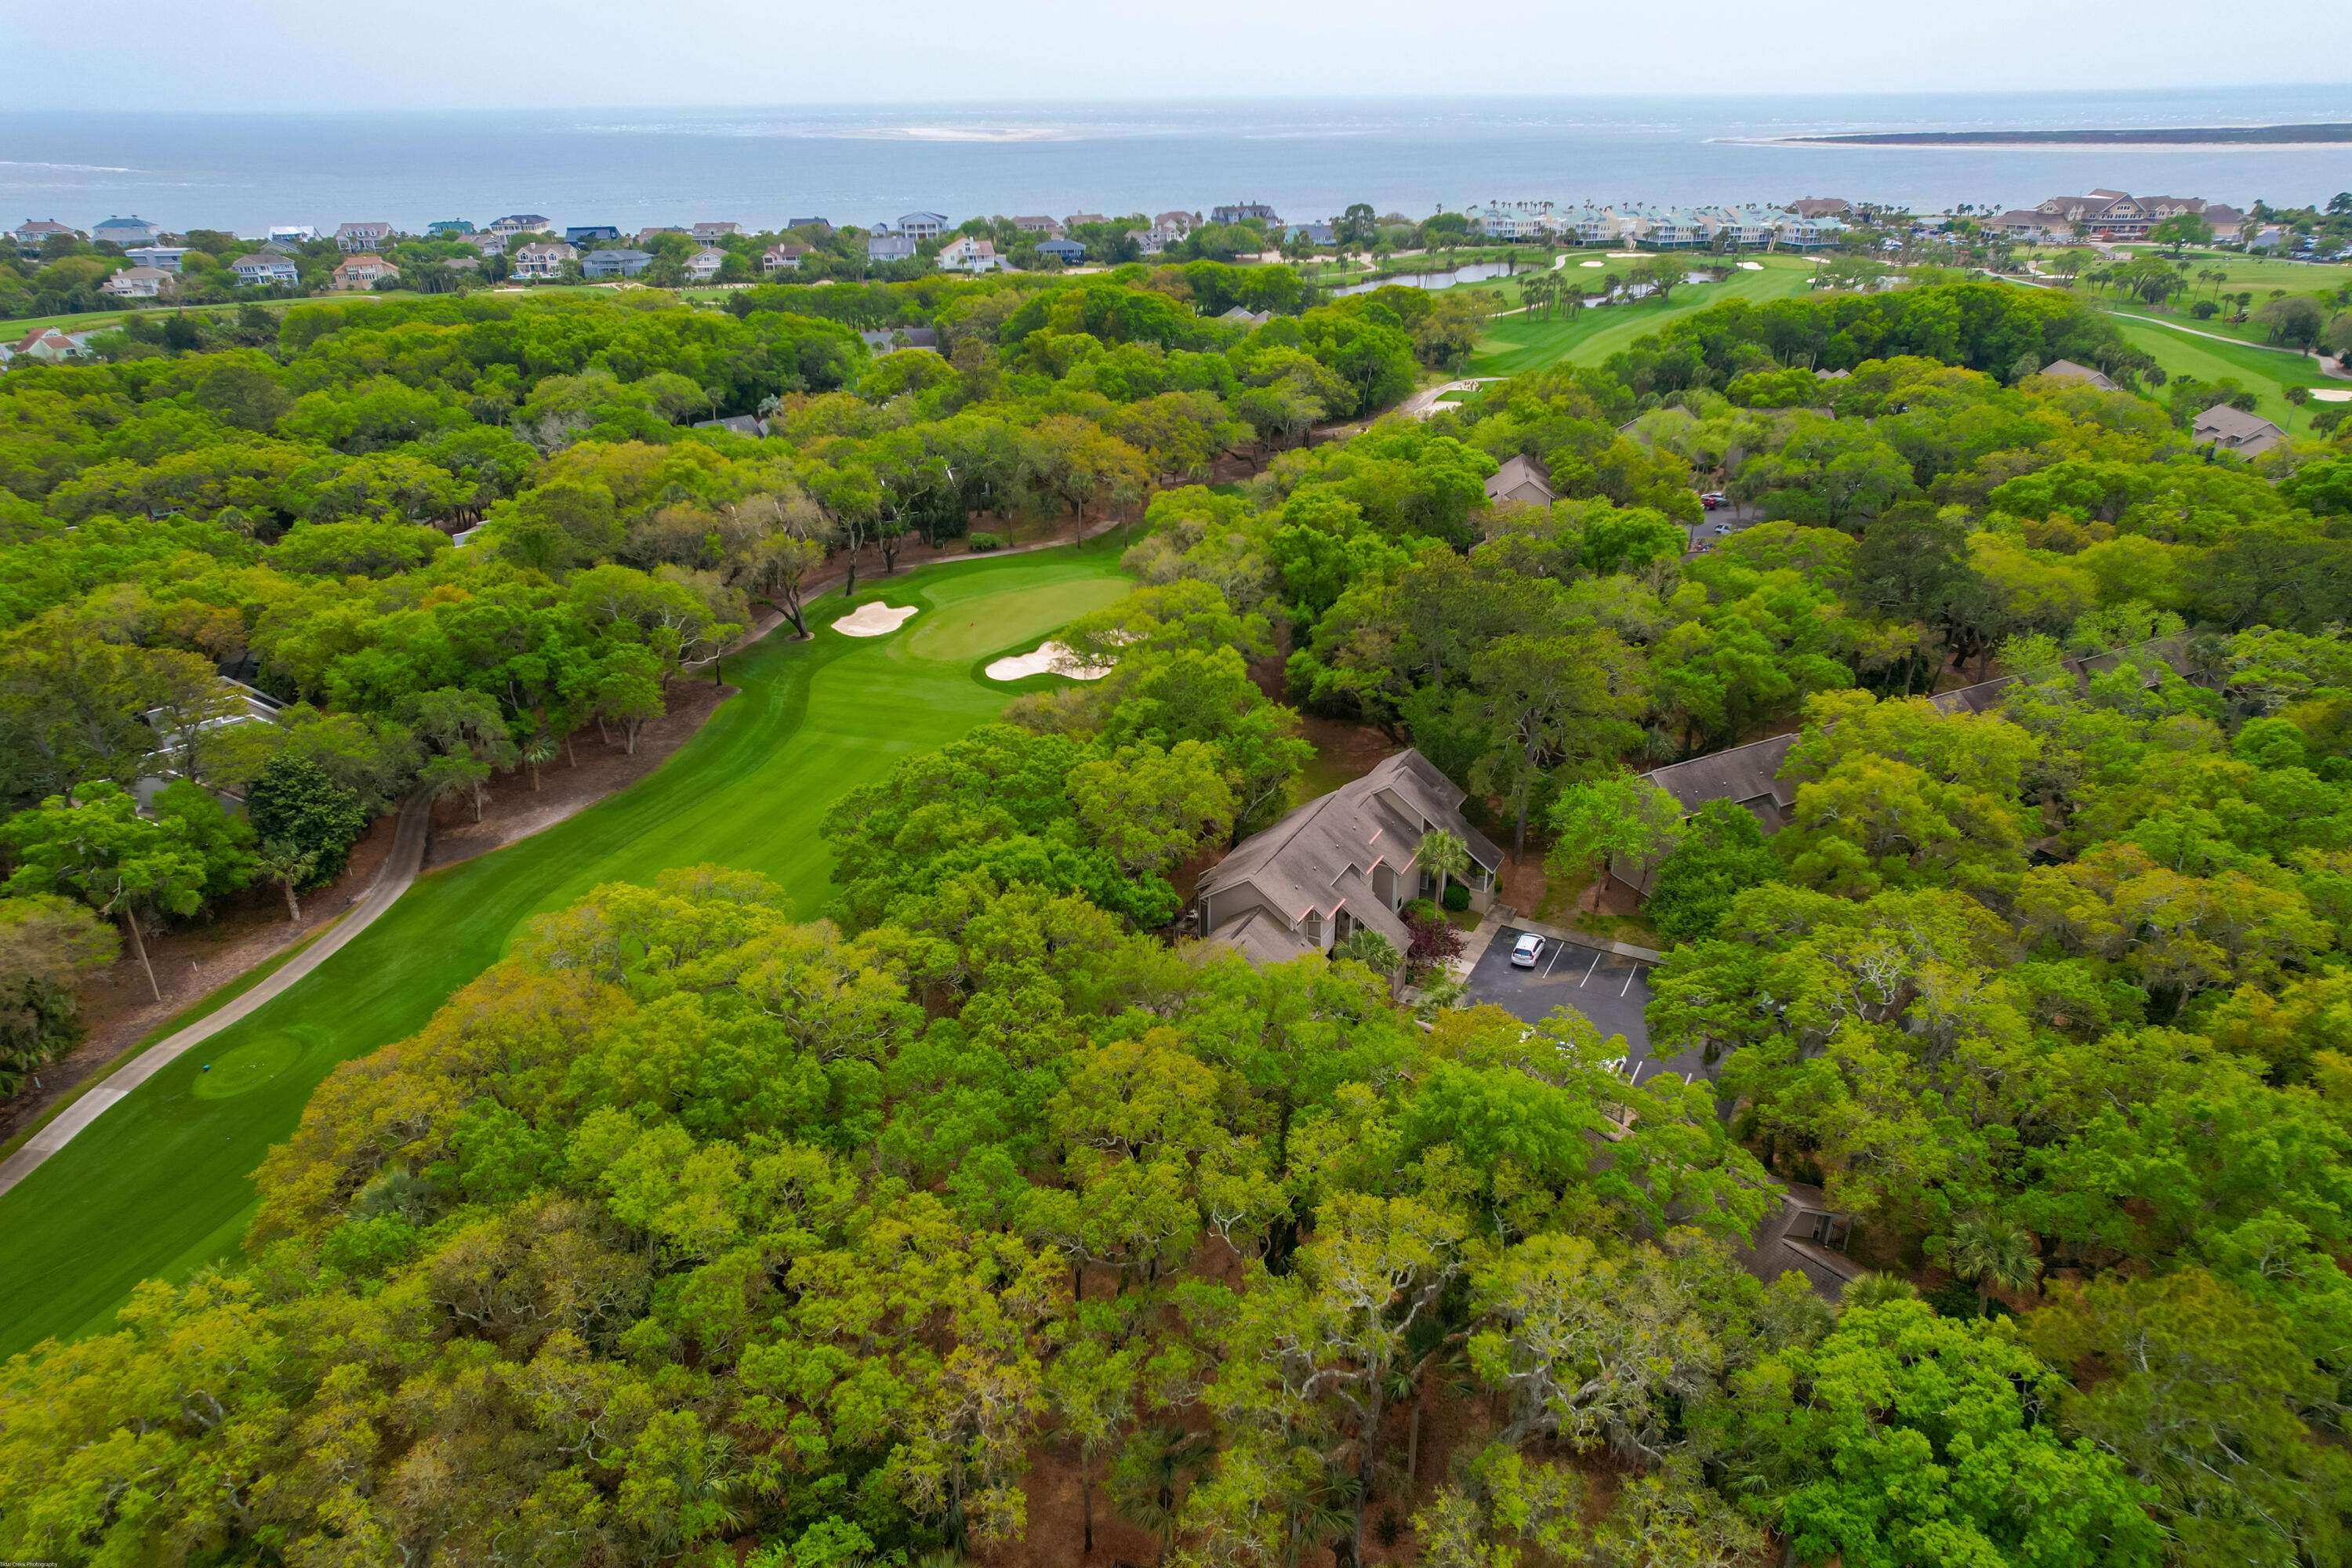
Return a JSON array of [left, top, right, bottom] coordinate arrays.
[[2105, 314, 2343, 430], [0, 548, 1131, 1359], [1466, 256, 1820, 376]]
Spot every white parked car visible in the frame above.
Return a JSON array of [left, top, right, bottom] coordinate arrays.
[[1510, 932, 1545, 968]]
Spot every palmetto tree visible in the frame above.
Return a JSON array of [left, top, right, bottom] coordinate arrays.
[[1947, 1212, 2042, 1315], [1417, 828, 1471, 907], [522, 733, 560, 791]]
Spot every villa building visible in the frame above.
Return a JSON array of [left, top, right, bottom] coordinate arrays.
[[93, 215, 162, 247], [100, 265, 175, 298], [331, 254, 397, 290], [2194, 403, 2285, 459], [1012, 216, 1065, 236], [1193, 750, 1502, 964], [122, 245, 189, 274], [761, 242, 808, 273], [581, 248, 654, 278], [230, 255, 300, 286], [508, 239, 577, 280], [895, 211, 949, 241], [11, 219, 78, 251], [938, 234, 1005, 273], [867, 232, 918, 263], [335, 221, 394, 252], [684, 247, 728, 281]]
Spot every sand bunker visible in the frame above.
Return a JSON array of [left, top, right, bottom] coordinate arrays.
[[1738, 260, 1765, 270], [833, 601, 918, 637], [1604, 251, 1645, 258], [1580, 259, 1604, 267], [2313, 389, 2351, 403], [984, 640, 1112, 682]]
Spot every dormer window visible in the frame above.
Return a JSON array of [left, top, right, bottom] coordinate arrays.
[[1302, 909, 1322, 946]]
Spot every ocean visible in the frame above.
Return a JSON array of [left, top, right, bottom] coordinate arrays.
[[3, 86, 2349, 237]]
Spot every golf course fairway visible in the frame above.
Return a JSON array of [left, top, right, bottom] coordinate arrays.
[[0, 546, 1131, 1359]]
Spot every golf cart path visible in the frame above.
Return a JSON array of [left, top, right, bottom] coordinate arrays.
[[0, 796, 432, 1198]]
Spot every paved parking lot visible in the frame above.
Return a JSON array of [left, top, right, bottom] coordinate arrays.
[[1463, 927, 1713, 1085]]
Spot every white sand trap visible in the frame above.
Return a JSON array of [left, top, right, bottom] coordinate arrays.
[[2313, 389, 2352, 403], [1738, 260, 1765, 270], [1580, 259, 1605, 267], [985, 640, 1112, 682], [1605, 251, 1645, 258], [834, 601, 918, 637]]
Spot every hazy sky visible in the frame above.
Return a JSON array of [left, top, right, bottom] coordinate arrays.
[[16, 0, 2352, 111]]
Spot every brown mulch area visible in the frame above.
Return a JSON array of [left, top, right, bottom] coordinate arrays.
[[424, 672, 735, 869], [0, 811, 398, 1147]]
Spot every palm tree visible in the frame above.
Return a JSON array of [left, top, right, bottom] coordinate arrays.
[[1947, 1212, 2042, 1316], [255, 839, 317, 922], [522, 733, 560, 791], [1417, 828, 1471, 909]]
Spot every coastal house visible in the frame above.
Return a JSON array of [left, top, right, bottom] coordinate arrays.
[[258, 237, 301, 257], [581, 248, 654, 278], [857, 325, 940, 354], [1063, 212, 1109, 230], [1192, 750, 1503, 964], [1210, 201, 1281, 225], [1788, 197, 1852, 219], [93, 215, 162, 247], [331, 254, 397, 291], [691, 221, 742, 243], [426, 220, 475, 237], [684, 246, 728, 281], [230, 254, 300, 287], [636, 227, 691, 246], [336, 221, 394, 252], [1033, 236, 1087, 265], [1216, 305, 1271, 328], [12, 218, 78, 251], [2037, 358, 2118, 390], [866, 232, 919, 263], [1602, 637, 2205, 894], [761, 242, 809, 274], [1558, 204, 1619, 247], [488, 214, 550, 237], [1700, 205, 1783, 248], [267, 224, 317, 245], [1012, 215, 1064, 237], [2194, 403, 2285, 459], [938, 235, 1005, 274], [1466, 200, 1555, 241], [786, 216, 831, 233], [1129, 228, 1163, 256], [1285, 221, 1337, 247], [3, 327, 92, 365], [1154, 210, 1198, 238], [1634, 207, 1704, 249], [469, 231, 509, 257], [123, 245, 190, 274], [2016, 191, 2243, 241], [1483, 454, 1557, 507], [510, 239, 575, 279], [101, 265, 175, 298], [895, 211, 949, 241], [565, 224, 622, 245], [1739, 1180, 1862, 1301], [1773, 211, 1848, 249]]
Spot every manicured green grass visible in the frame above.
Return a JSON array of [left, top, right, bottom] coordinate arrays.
[[1466, 256, 1820, 376], [0, 924, 335, 1166], [0, 548, 1131, 1359], [2105, 315, 2343, 430]]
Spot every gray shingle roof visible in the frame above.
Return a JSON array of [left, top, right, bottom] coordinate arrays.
[[1198, 750, 1501, 961]]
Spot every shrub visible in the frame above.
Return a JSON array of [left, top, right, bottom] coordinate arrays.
[[1442, 881, 1471, 913], [967, 531, 1004, 553]]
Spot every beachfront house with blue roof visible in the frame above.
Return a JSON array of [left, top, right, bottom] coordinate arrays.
[[565, 224, 622, 245], [93, 215, 162, 247], [895, 211, 949, 241], [1033, 236, 1087, 264], [581, 248, 653, 278]]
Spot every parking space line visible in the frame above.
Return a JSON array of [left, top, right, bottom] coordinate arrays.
[[1579, 949, 1603, 986], [1620, 964, 1642, 997], [1541, 941, 1566, 978]]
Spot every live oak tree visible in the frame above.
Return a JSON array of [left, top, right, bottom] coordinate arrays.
[[2, 782, 209, 1002]]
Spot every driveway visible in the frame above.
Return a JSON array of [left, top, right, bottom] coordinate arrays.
[[1464, 926, 1714, 1085]]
